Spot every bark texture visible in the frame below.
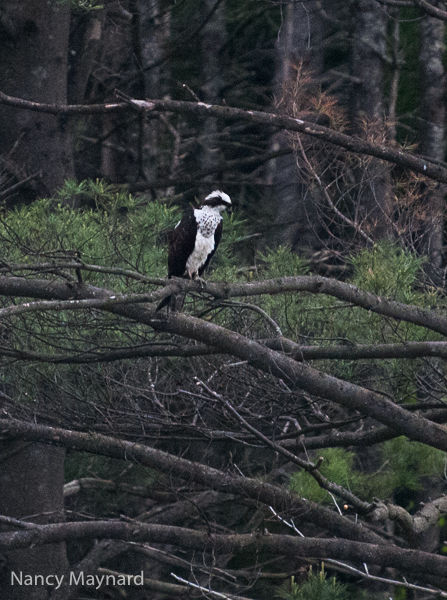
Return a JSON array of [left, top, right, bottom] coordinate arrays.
[[198, 0, 226, 194], [270, 0, 325, 255], [0, 442, 66, 600], [0, 4, 73, 595], [418, 10, 446, 283], [0, 1, 73, 201], [351, 0, 392, 239]]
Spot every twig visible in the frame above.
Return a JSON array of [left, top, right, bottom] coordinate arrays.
[[182, 83, 200, 102], [2, 88, 447, 183], [296, 137, 375, 245], [0, 171, 41, 199], [170, 573, 253, 600], [205, 300, 283, 336], [324, 559, 447, 597], [268, 507, 305, 537], [196, 379, 372, 514]]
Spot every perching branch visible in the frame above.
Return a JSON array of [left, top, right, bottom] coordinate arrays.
[[2, 273, 447, 339], [1, 275, 447, 450]]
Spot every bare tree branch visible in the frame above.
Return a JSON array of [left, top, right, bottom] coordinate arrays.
[[1, 275, 447, 449], [371, 496, 447, 537], [414, 0, 447, 20], [0, 518, 446, 577], [116, 91, 447, 184], [196, 379, 372, 514], [0, 417, 384, 544], [2, 273, 447, 339], [0, 91, 126, 115], [266, 338, 447, 361], [0, 342, 218, 364], [324, 559, 447, 598], [1, 88, 447, 184]]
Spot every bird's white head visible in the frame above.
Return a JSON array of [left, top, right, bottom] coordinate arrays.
[[202, 190, 232, 212]]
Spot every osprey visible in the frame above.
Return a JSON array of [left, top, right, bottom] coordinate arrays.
[[157, 190, 231, 310]]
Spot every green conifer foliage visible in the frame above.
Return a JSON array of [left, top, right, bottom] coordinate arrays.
[[277, 567, 350, 600]]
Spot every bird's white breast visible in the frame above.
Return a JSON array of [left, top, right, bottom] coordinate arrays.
[[195, 206, 222, 237], [185, 207, 222, 276]]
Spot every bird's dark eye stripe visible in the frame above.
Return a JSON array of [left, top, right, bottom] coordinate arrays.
[[206, 199, 230, 207]]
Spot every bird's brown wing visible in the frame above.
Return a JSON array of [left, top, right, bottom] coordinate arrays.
[[168, 208, 198, 278]]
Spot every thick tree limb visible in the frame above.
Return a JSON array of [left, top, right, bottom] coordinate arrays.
[[0, 417, 383, 544], [1, 89, 447, 184], [1, 275, 447, 449], [2, 274, 447, 339], [414, 0, 447, 20], [371, 496, 447, 537], [267, 338, 447, 361], [198, 277, 447, 337], [0, 342, 218, 364], [116, 92, 447, 185], [0, 519, 446, 578], [147, 311, 447, 452], [4, 339, 447, 365], [4, 336, 447, 366], [281, 405, 447, 451]]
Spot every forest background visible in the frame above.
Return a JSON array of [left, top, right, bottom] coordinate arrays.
[[2, 1, 447, 599]]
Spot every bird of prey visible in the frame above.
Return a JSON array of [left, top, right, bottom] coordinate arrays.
[[157, 190, 231, 310]]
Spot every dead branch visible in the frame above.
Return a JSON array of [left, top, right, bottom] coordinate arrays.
[[0, 417, 384, 544], [1, 88, 447, 184], [0, 518, 446, 577]]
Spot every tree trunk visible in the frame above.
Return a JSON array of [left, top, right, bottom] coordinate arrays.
[[350, 0, 392, 240], [0, 3, 72, 596], [269, 0, 325, 256], [0, 1, 73, 202], [96, 1, 140, 184], [0, 442, 67, 600], [418, 10, 445, 285], [199, 0, 226, 195], [138, 0, 172, 192], [413, 11, 446, 559]]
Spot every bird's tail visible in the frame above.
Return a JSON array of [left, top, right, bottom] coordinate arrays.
[[156, 293, 185, 312], [156, 294, 172, 312]]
